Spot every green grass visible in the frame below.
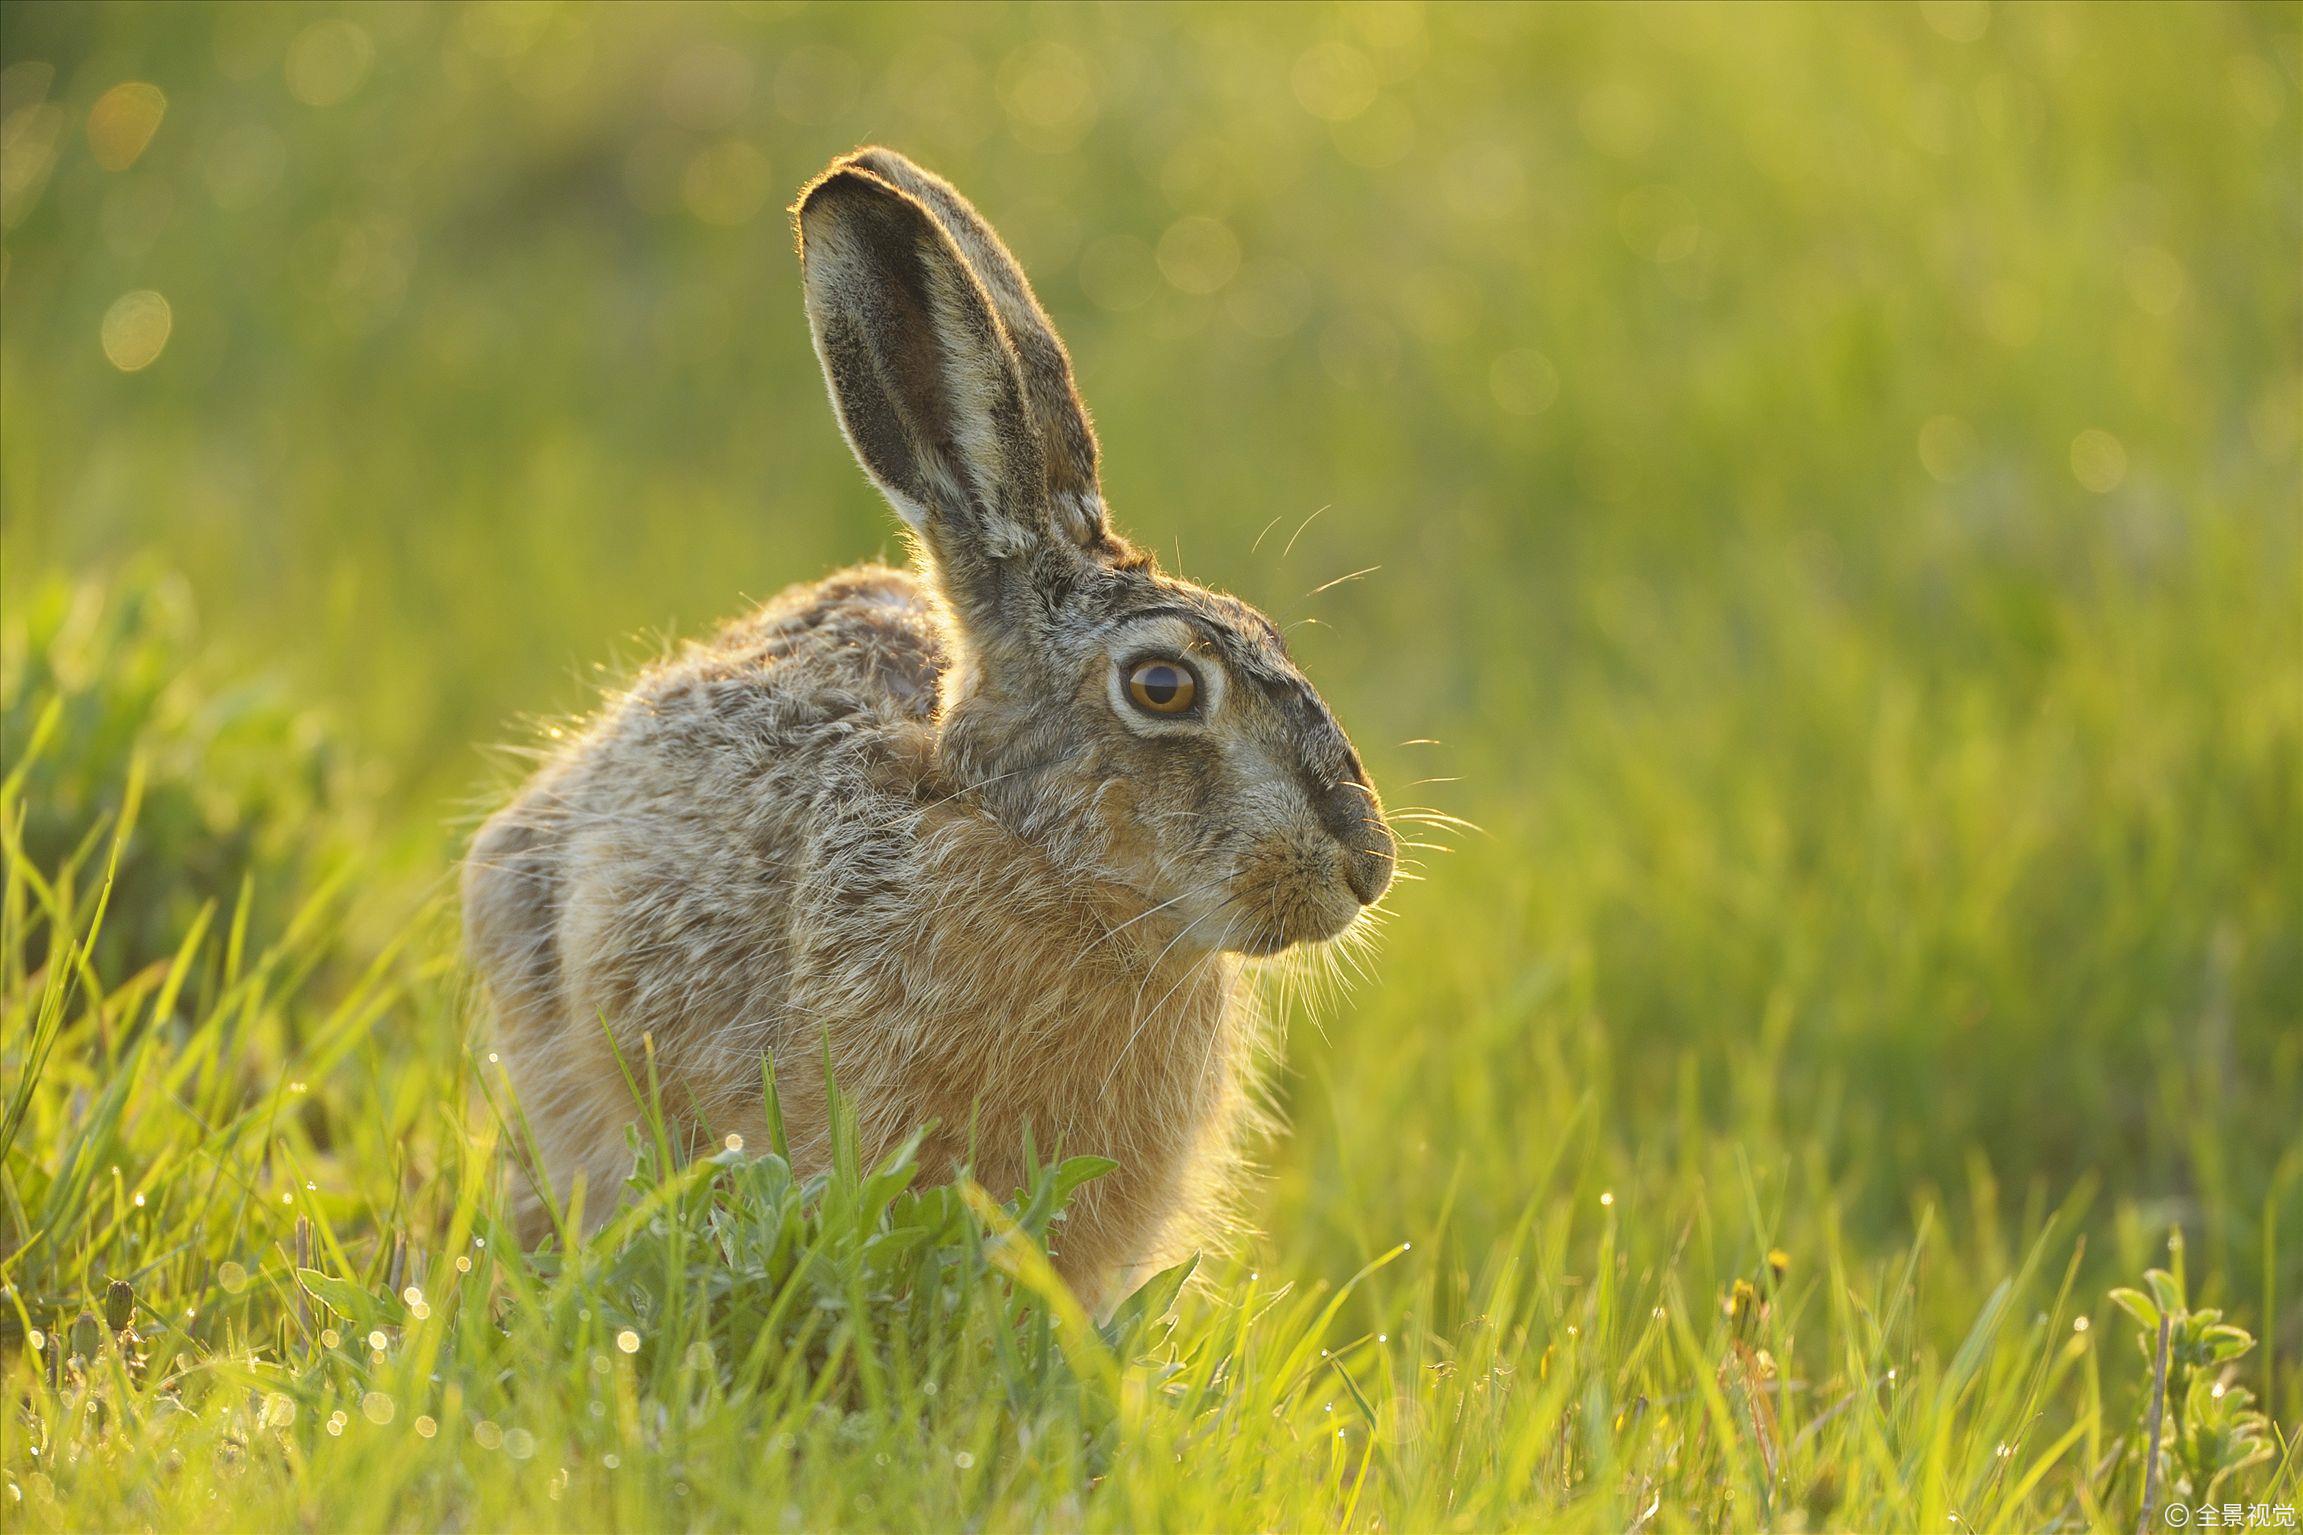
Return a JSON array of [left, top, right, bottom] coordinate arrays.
[[3, 2, 2300, 1529]]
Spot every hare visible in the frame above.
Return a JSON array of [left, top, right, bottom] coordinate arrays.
[[462, 148, 1394, 1300]]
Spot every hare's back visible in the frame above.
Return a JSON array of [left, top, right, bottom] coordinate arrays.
[[697, 564, 946, 724]]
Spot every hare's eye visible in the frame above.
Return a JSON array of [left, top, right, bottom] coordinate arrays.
[[1126, 658, 1198, 716]]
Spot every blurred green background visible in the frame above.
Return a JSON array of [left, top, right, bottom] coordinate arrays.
[[3, 0, 2298, 1326]]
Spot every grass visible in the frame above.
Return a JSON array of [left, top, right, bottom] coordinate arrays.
[[3, 2, 2300, 1529]]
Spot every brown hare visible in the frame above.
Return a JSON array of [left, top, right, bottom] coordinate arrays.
[[463, 147, 1394, 1301]]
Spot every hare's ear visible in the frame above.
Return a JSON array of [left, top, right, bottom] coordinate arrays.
[[833, 148, 1120, 555], [795, 164, 1053, 625]]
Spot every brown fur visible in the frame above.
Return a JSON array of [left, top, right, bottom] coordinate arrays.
[[463, 150, 1393, 1303]]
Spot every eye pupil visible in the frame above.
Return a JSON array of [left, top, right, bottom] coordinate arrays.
[[1127, 659, 1197, 715]]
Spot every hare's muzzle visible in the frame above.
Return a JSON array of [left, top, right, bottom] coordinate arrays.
[[1318, 778, 1395, 907]]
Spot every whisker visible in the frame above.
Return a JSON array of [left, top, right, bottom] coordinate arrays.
[[1306, 565, 1380, 599], [1281, 504, 1331, 560]]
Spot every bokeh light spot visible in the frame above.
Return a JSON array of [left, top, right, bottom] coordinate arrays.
[[1579, 78, 1661, 158], [1156, 215, 1241, 296], [456, 3, 552, 62], [1617, 185, 1699, 264], [87, 82, 166, 172], [1920, 1, 1991, 44], [1490, 350, 1561, 418], [1, 98, 67, 229], [1292, 41, 1379, 123], [1979, 280, 2039, 347], [100, 289, 173, 372], [681, 139, 771, 227], [2069, 429, 2127, 494], [2124, 247, 2187, 317], [285, 20, 374, 108], [1225, 260, 1314, 341], [998, 42, 1096, 149]]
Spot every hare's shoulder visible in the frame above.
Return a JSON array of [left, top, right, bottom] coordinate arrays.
[[665, 564, 948, 728]]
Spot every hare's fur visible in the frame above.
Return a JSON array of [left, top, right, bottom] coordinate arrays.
[[464, 150, 1392, 1299]]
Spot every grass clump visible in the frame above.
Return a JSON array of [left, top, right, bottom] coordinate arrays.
[[2, 610, 2295, 1528]]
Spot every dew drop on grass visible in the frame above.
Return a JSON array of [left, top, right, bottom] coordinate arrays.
[[473, 1420, 502, 1450], [1600, 1191, 1614, 1207], [132, 1193, 145, 1208], [361, 1391, 395, 1426], [615, 1329, 640, 1355], [2073, 1316, 2090, 1333], [415, 1415, 436, 1438], [455, 1256, 472, 1274], [367, 1330, 388, 1351], [724, 1132, 744, 1152]]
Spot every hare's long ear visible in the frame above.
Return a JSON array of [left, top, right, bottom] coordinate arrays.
[[832, 148, 1121, 555], [796, 165, 1052, 628]]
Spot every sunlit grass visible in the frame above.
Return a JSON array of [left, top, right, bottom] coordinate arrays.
[[3, 1, 2299, 1528]]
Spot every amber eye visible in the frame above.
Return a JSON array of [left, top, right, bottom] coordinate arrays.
[[1126, 658, 1198, 715]]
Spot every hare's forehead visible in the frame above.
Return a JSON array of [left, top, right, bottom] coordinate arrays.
[[1081, 581, 1290, 668]]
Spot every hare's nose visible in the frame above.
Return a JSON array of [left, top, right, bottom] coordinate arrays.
[[1316, 778, 1395, 907]]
